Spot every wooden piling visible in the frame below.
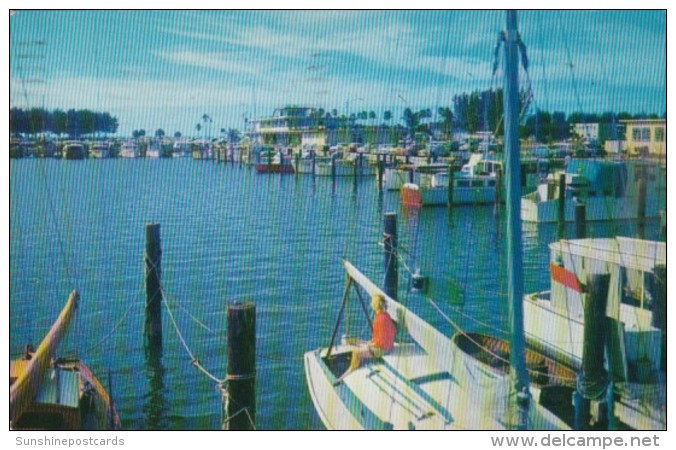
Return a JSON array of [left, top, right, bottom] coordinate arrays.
[[652, 264, 666, 371], [659, 210, 666, 241], [223, 301, 256, 430], [447, 164, 454, 207], [294, 152, 300, 177], [144, 223, 162, 350], [637, 176, 647, 239], [383, 213, 398, 301], [574, 200, 586, 239], [377, 156, 384, 191], [575, 273, 610, 430], [495, 166, 502, 205], [311, 151, 316, 177], [557, 173, 566, 238], [331, 153, 336, 180]]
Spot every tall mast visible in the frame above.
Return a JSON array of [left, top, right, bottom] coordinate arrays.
[[503, 10, 530, 427]]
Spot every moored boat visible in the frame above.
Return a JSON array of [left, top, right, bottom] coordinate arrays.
[[10, 291, 121, 430], [119, 140, 139, 158], [63, 141, 86, 160], [89, 142, 112, 159], [524, 237, 666, 430], [521, 159, 664, 223]]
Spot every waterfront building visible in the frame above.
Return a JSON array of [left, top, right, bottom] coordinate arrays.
[[250, 106, 325, 150], [621, 118, 665, 158]]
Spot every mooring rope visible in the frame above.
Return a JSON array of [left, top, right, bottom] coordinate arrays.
[[159, 284, 224, 385]]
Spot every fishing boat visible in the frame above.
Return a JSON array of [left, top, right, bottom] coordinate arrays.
[[400, 155, 501, 207], [521, 159, 664, 223], [63, 141, 86, 160], [305, 11, 570, 430], [119, 140, 139, 158], [10, 291, 121, 430], [523, 237, 666, 430]]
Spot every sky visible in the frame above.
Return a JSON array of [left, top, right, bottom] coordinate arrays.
[[9, 10, 666, 136]]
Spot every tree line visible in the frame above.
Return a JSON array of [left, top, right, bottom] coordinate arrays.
[[10, 107, 119, 137]]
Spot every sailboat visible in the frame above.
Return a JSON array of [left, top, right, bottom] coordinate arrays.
[[304, 11, 571, 430], [10, 290, 121, 430]]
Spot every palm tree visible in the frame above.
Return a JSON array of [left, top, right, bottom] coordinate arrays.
[[383, 110, 392, 123], [202, 113, 211, 140], [195, 123, 202, 138]]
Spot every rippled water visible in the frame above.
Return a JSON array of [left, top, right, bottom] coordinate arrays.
[[9, 158, 661, 430]]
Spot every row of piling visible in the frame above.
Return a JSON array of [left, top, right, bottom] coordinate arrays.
[[143, 223, 256, 430]]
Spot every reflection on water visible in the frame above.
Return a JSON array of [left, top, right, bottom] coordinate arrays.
[[9, 159, 662, 429]]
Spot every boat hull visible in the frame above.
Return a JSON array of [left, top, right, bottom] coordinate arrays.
[[254, 163, 295, 174], [521, 196, 660, 223]]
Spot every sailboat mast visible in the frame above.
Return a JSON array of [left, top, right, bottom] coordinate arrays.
[[503, 11, 530, 395]]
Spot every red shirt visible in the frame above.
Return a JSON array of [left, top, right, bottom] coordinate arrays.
[[372, 311, 396, 351]]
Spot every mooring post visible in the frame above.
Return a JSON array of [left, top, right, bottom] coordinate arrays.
[[652, 264, 666, 371], [557, 173, 566, 238], [574, 273, 610, 430], [659, 210, 666, 241], [495, 166, 502, 206], [294, 151, 300, 177], [575, 200, 586, 239], [447, 164, 454, 207], [383, 212, 398, 301], [637, 175, 647, 239], [331, 153, 336, 180], [377, 156, 384, 191], [223, 301, 256, 430], [144, 223, 162, 350]]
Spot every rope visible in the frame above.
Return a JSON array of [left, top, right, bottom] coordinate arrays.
[[160, 284, 224, 385], [83, 295, 142, 356], [425, 294, 576, 384]]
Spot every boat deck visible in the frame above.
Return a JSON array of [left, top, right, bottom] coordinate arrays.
[[305, 342, 503, 430]]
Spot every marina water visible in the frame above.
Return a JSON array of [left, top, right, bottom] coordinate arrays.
[[9, 158, 662, 430]]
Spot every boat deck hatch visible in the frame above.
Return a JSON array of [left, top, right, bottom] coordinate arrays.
[[35, 368, 80, 408], [322, 352, 352, 379]]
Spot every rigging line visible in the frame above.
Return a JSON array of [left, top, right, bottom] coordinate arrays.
[[14, 56, 80, 292], [160, 285, 224, 385], [555, 11, 586, 118], [81, 287, 145, 357], [144, 255, 218, 335], [427, 294, 576, 384], [535, 13, 551, 118]]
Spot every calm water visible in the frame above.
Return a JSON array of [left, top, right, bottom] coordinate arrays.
[[9, 158, 662, 430]]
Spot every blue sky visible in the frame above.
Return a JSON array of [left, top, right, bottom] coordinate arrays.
[[10, 10, 666, 136]]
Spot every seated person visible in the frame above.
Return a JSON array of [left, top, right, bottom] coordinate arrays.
[[335, 293, 396, 384]]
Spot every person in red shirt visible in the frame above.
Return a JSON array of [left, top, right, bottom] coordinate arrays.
[[335, 293, 396, 385]]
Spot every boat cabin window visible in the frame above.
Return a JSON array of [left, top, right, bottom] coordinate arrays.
[[487, 180, 496, 187], [471, 180, 483, 188], [456, 180, 470, 188]]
